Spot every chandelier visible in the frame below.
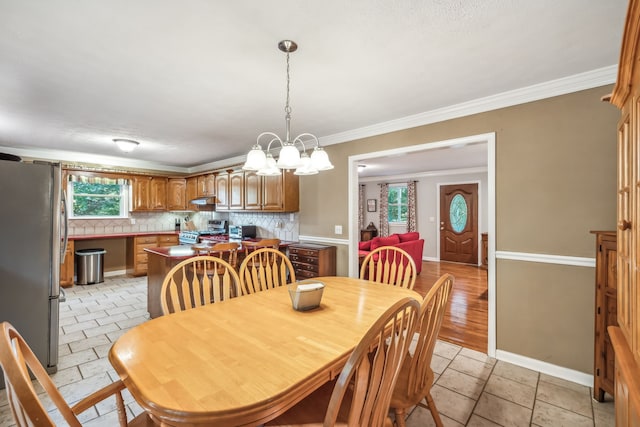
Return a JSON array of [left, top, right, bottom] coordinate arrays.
[[242, 40, 333, 176]]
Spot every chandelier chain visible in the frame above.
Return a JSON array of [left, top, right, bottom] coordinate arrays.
[[285, 52, 292, 115]]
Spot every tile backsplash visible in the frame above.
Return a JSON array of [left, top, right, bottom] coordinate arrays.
[[69, 211, 299, 241]]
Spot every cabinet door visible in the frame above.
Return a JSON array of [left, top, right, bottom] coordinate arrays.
[[186, 177, 199, 210], [150, 177, 168, 210], [215, 173, 229, 210], [618, 112, 634, 347], [205, 174, 216, 196], [229, 171, 244, 210], [262, 173, 284, 211], [196, 175, 207, 197], [131, 176, 152, 211], [60, 240, 75, 287], [244, 171, 262, 210], [167, 178, 187, 211]]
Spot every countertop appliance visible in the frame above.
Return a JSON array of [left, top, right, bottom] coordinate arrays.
[[229, 225, 257, 239], [0, 160, 67, 382]]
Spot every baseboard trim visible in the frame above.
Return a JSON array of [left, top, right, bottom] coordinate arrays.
[[104, 269, 127, 278], [298, 235, 349, 245], [495, 349, 593, 387]]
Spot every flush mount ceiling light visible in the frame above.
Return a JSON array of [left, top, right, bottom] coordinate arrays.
[[243, 40, 333, 176], [113, 138, 140, 153]]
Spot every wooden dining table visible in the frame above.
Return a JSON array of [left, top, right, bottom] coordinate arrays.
[[109, 276, 420, 426]]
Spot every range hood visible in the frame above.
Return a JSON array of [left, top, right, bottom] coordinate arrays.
[[189, 196, 218, 211]]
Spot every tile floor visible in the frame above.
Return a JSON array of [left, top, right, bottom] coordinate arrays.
[[0, 275, 615, 426]]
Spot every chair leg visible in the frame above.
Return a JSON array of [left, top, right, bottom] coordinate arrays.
[[394, 407, 407, 427], [425, 392, 444, 427]]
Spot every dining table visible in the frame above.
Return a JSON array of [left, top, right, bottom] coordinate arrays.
[[108, 276, 421, 426]]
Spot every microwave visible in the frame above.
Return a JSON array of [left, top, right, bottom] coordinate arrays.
[[229, 225, 257, 239]]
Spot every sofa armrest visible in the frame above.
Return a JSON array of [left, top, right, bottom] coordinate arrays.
[[396, 239, 425, 273]]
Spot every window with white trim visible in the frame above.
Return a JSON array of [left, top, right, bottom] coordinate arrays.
[[387, 184, 408, 223], [67, 181, 129, 219]]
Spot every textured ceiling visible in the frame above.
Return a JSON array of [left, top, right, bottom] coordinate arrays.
[[0, 0, 627, 172]]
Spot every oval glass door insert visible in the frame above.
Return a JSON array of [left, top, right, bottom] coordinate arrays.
[[449, 194, 468, 233]]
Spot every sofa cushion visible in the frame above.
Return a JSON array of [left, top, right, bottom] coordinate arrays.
[[358, 240, 371, 251], [397, 232, 420, 242], [370, 234, 400, 251]]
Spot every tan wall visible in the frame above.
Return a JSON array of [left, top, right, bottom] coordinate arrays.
[[298, 85, 618, 373], [74, 238, 127, 273]]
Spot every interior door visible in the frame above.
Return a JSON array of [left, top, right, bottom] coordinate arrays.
[[440, 183, 478, 264]]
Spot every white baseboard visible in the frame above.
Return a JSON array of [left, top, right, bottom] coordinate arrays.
[[104, 269, 127, 278], [495, 349, 593, 387]]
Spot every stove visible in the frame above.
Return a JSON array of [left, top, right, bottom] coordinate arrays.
[[178, 230, 218, 245], [207, 219, 228, 235]]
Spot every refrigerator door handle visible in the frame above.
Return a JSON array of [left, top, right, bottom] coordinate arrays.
[[61, 189, 69, 264]]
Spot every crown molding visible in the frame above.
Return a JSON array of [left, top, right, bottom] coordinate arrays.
[[319, 65, 618, 146]]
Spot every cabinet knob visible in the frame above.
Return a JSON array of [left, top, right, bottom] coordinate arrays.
[[619, 220, 632, 231]]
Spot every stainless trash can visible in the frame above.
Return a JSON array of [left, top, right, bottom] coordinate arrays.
[[75, 248, 106, 285]]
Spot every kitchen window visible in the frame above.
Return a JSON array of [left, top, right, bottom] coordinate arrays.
[[67, 179, 129, 219], [388, 184, 408, 223]]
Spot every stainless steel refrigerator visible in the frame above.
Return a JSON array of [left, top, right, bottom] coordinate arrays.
[[0, 159, 67, 380]]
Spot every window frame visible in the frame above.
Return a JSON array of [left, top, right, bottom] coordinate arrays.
[[67, 181, 130, 220], [387, 183, 408, 225]]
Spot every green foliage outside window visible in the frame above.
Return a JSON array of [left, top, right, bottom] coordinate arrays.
[[72, 182, 123, 217], [388, 185, 408, 223]]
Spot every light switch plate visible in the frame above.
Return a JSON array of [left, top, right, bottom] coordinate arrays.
[[334, 225, 342, 234]]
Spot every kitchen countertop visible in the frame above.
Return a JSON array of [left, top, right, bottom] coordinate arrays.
[[69, 231, 179, 240], [144, 239, 297, 260]]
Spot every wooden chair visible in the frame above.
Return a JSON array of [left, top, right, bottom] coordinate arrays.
[[0, 321, 154, 427], [193, 242, 241, 270], [265, 297, 420, 427], [390, 273, 454, 427], [359, 246, 417, 290], [160, 255, 241, 315], [239, 247, 296, 295]]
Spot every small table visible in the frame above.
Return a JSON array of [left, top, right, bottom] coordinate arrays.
[[360, 229, 378, 242], [109, 277, 420, 426]]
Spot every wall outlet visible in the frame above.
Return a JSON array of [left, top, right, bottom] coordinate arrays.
[[130, 218, 136, 225], [334, 225, 342, 235]]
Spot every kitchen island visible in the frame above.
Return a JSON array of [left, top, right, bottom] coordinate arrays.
[[144, 240, 295, 318]]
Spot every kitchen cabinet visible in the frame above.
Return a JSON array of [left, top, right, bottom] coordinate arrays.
[[196, 174, 216, 197], [60, 240, 75, 287], [131, 176, 167, 211], [609, 0, 640, 422], [229, 170, 244, 210], [167, 178, 187, 211], [215, 172, 230, 210], [288, 243, 336, 279], [186, 177, 199, 210], [591, 231, 617, 401], [262, 171, 299, 212], [244, 171, 262, 210], [126, 234, 177, 276]]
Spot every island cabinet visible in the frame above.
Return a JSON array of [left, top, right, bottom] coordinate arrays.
[[60, 240, 75, 287], [167, 178, 187, 211], [126, 233, 178, 277], [288, 243, 336, 279], [130, 176, 167, 211], [609, 0, 640, 423], [591, 231, 617, 401]]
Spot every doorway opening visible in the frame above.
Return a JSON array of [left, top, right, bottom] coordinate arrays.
[[348, 132, 496, 357]]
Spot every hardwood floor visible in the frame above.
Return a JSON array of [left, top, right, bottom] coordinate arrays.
[[413, 261, 488, 353]]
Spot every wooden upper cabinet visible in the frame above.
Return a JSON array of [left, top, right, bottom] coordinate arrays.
[[167, 178, 187, 211], [244, 171, 262, 210], [263, 170, 299, 212], [131, 176, 167, 211], [149, 177, 167, 210], [186, 177, 198, 210], [229, 170, 244, 210], [196, 174, 216, 197], [215, 172, 229, 210]]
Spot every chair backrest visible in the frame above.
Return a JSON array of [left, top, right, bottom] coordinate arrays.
[[359, 246, 417, 290], [194, 242, 241, 269], [242, 238, 281, 253], [324, 297, 420, 426], [160, 255, 242, 315], [0, 322, 80, 426], [238, 247, 296, 295], [392, 273, 454, 407]]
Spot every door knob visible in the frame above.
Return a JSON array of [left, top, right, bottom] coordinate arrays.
[[619, 220, 632, 231]]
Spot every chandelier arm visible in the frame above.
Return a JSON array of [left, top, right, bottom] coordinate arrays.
[[257, 132, 284, 151]]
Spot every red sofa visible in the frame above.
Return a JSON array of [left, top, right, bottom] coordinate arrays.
[[358, 232, 425, 274]]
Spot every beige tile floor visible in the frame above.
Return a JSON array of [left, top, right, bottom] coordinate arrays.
[[0, 275, 615, 426]]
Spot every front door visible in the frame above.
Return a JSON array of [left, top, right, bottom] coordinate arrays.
[[440, 183, 478, 264]]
